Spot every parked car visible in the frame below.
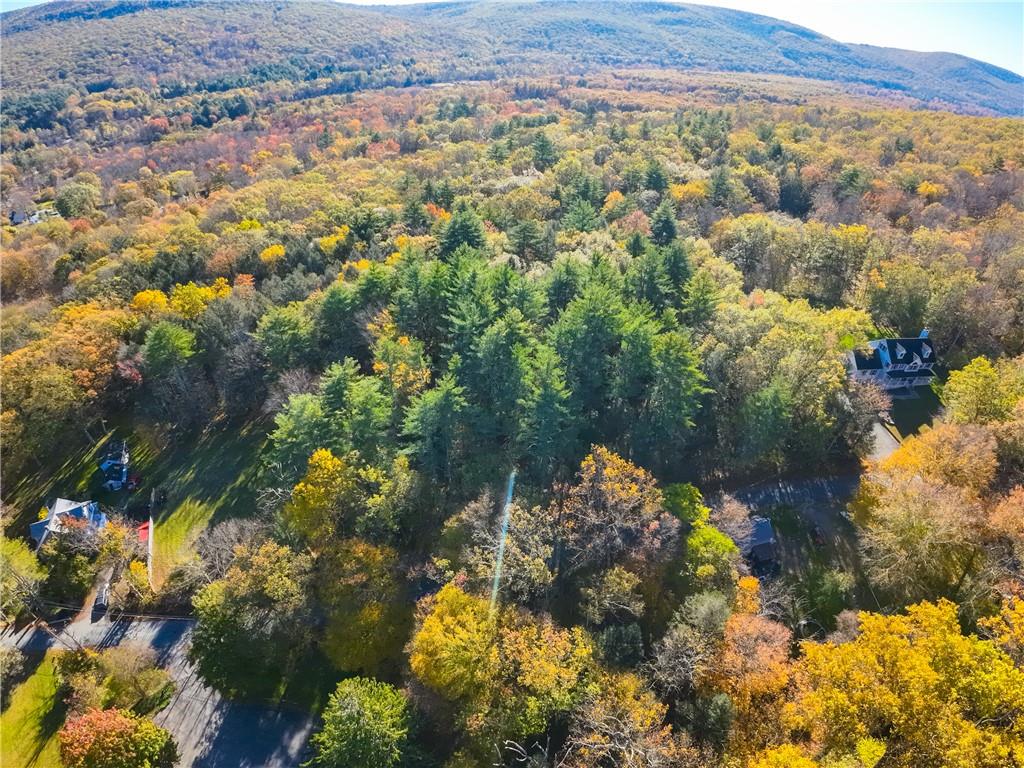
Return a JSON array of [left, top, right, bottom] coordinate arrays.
[[94, 584, 110, 614]]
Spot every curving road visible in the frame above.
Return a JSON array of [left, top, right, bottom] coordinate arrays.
[[2, 616, 314, 768]]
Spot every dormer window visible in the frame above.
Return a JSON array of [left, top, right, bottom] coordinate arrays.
[[922, 342, 932, 358], [894, 342, 907, 359]]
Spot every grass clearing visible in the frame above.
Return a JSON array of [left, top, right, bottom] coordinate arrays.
[[0, 653, 65, 768], [152, 498, 214, 586], [142, 421, 268, 587]]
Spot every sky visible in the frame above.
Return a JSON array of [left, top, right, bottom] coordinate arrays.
[[1, 0, 1021, 75]]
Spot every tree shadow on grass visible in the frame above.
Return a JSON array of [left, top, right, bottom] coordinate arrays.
[[1, 652, 68, 768], [31, 694, 67, 766], [141, 420, 269, 582]]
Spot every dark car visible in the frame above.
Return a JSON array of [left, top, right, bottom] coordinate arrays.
[[92, 584, 111, 620]]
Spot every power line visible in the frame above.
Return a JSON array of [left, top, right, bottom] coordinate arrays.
[[19, 597, 196, 623]]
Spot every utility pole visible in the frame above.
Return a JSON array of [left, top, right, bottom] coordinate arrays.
[[147, 487, 156, 588]]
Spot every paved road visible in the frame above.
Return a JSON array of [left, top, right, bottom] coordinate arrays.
[[729, 418, 899, 570], [2, 617, 314, 768], [732, 473, 860, 515]]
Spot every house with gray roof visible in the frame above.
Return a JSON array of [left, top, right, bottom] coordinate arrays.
[[848, 330, 937, 390]]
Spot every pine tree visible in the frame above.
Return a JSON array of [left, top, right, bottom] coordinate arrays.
[[645, 160, 668, 193], [403, 372, 468, 485], [625, 232, 647, 259], [440, 203, 486, 257], [563, 198, 601, 233], [509, 218, 543, 260], [682, 269, 720, 330], [402, 198, 429, 234], [532, 131, 558, 171], [650, 199, 678, 246], [519, 345, 576, 484]]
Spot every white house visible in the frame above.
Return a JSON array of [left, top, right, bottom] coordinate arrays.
[[29, 498, 107, 550], [848, 330, 937, 390]]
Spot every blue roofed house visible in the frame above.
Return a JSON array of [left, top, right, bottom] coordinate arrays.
[[848, 330, 937, 390], [29, 498, 107, 550]]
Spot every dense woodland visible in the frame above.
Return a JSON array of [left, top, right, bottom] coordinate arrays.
[[2, 3, 1024, 767]]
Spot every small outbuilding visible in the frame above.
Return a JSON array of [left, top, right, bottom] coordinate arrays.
[[743, 516, 779, 574]]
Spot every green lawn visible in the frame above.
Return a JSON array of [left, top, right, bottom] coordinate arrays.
[[3, 415, 269, 589], [887, 387, 941, 441], [0, 653, 65, 768], [135, 421, 269, 587]]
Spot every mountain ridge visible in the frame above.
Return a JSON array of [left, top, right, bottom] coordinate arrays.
[[2, 0, 1020, 115]]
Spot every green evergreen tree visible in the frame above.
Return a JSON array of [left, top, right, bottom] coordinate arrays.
[[681, 269, 720, 330], [509, 218, 543, 260], [709, 165, 732, 206], [661, 241, 693, 307], [550, 284, 625, 435], [403, 372, 468, 484], [402, 198, 429, 233], [625, 232, 647, 259], [625, 249, 670, 311], [519, 345, 576, 484], [562, 198, 601, 233], [532, 131, 558, 171], [645, 160, 668, 193], [440, 203, 486, 257], [650, 199, 678, 246], [464, 309, 533, 449], [631, 330, 708, 468]]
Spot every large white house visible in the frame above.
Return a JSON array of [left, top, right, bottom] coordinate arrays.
[[848, 331, 937, 390]]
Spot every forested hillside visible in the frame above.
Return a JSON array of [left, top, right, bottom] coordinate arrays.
[[2, 0, 1021, 114], [2, 3, 1023, 768]]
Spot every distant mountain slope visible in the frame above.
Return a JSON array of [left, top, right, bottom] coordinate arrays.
[[2, 0, 1020, 115]]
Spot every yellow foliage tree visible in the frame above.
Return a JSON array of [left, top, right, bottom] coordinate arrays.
[[782, 600, 1024, 768], [979, 597, 1024, 665], [169, 278, 231, 320], [878, 421, 997, 496], [259, 243, 286, 268], [130, 289, 169, 315], [284, 448, 361, 543], [408, 583, 592, 751]]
